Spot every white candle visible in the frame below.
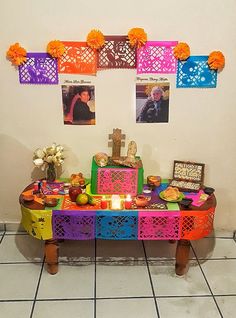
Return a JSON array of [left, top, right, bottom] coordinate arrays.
[[111, 195, 121, 210]]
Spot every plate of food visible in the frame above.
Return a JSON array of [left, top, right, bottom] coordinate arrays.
[[159, 186, 184, 202]]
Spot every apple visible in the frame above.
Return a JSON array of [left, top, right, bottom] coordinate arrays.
[[69, 186, 82, 202]]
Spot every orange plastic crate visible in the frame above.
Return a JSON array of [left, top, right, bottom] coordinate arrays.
[[180, 208, 215, 240]]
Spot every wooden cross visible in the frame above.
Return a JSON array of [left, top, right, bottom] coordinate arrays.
[[108, 128, 126, 159]]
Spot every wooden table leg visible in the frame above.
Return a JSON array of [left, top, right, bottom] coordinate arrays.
[[45, 239, 59, 275], [175, 239, 190, 276]]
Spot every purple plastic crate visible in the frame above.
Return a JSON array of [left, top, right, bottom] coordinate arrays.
[[52, 210, 95, 240]]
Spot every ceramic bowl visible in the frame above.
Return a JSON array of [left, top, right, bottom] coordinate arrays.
[[135, 195, 150, 207], [180, 198, 193, 207], [44, 197, 58, 207], [203, 187, 215, 195], [22, 194, 34, 202]]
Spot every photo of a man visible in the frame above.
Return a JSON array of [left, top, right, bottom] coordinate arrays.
[[136, 83, 169, 123], [62, 85, 95, 125]]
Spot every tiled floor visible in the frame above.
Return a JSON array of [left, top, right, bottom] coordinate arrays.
[[0, 231, 236, 317]]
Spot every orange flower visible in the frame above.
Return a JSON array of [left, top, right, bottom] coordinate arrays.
[[86, 29, 105, 50], [173, 42, 190, 60], [6, 43, 27, 66], [128, 28, 147, 48], [47, 40, 65, 58], [208, 51, 225, 70]]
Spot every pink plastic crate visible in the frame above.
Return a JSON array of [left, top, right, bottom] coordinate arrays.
[[97, 168, 138, 195], [138, 211, 181, 240]]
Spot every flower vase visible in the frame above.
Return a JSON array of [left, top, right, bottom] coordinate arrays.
[[46, 163, 56, 182]]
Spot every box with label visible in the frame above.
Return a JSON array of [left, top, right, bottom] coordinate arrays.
[[169, 160, 205, 192]]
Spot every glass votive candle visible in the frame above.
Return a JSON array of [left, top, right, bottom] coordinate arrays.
[[111, 195, 121, 210], [125, 194, 132, 209], [101, 196, 108, 209]]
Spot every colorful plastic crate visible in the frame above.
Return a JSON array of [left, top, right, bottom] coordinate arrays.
[[96, 211, 138, 240], [179, 208, 215, 240], [138, 211, 181, 240], [52, 210, 95, 240], [91, 157, 144, 195]]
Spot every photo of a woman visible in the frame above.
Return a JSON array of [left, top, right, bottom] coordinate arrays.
[[62, 85, 95, 125]]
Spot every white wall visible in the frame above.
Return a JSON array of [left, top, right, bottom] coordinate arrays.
[[1, 0, 236, 230]]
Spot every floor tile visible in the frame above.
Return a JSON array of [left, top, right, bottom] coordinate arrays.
[[59, 239, 95, 262], [201, 259, 236, 294], [157, 297, 221, 318], [191, 238, 236, 259], [37, 263, 94, 299], [33, 300, 93, 318], [0, 263, 42, 300], [96, 298, 157, 318], [96, 240, 145, 261], [144, 240, 195, 260], [0, 301, 33, 318], [96, 263, 152, 297], [149, 260, 210, 296], [0, 234, 44, 263], [215, 296, 236, 318]]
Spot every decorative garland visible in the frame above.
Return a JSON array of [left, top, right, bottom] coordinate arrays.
[[127, 28, 147, 48], [208, 51, 225, 70], [173, 42, 190, 61], [86, 29, 105, 50], [6, 42, 27, 66], [47, 40, 65, 58], [6, 28, 225, 83]]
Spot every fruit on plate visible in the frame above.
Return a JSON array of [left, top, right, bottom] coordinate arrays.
[[76, 193, 89, 205], [162, 187, 181, 201], [69, 186, 82, 202]]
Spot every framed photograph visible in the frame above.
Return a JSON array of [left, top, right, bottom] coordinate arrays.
[[136, 82, 170, 123], [62, 85, 95, 125]]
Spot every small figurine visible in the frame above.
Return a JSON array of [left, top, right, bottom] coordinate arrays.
[[94, 152, 108, 167], [70, 173, 85, 186], [113, 141, 142, 168]]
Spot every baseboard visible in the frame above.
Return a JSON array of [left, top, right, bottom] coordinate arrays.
[[0, 222, 26, 233]]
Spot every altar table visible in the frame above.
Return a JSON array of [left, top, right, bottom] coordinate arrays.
[[19, 180, 216, 276]]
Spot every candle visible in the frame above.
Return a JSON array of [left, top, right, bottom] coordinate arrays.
[[101, 196, 108, 209], [33, 182, 39, 191], [125, 194, 132, 209], [111, 195, 121, 210]]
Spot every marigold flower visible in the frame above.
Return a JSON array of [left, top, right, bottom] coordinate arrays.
[[173, 42, 190, 60], [86, 29, 105, 50], [47, 40, 65, 58], [128, 28, 147, 48], [208, 51, 225, 70], [6, 43, 27, 66]]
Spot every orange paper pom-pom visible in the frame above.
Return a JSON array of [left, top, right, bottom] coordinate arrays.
[[173, 42, 190, 60], [6, 43, 27, 66], [208, 51, 225, 70], [86, 29, 105, 50], [47, 40, 65, 58], [128, 28, 147, 48]]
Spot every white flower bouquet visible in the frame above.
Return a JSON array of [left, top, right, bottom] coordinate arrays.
[[33, 143, 64, 181]]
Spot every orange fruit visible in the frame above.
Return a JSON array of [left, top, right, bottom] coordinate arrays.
[[76, 193, 89, 205]]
